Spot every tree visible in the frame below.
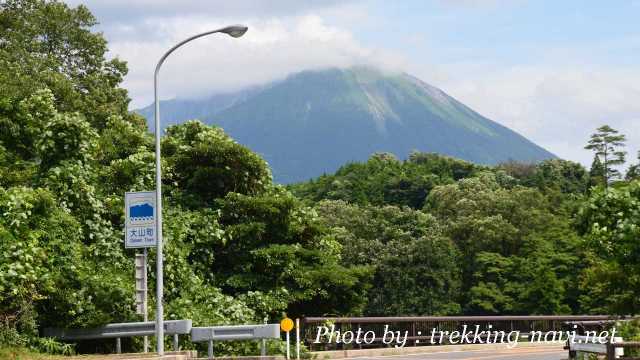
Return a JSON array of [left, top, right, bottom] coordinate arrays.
[[510, 159, 589, 195], [163, 120, 272, 208], [207, 191, 373, 317], [370, 234, 461, 315], [577, 181, 640, 314], [584, 125, 626, 186], [589, 156, 606, 188], [425, 172, 581, 314], [1, 1, 358, 353], [314, 200, 462, 315], [0, 31, 142, 353], [0, 187, 136, 343], [290, 152, 480, 209], [626, 151, 640, 181], [498, 160, 536, 182], [0, 0, 134, 129]]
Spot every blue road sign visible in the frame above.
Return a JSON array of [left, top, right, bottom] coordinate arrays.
[[125, 191, 157, 248]]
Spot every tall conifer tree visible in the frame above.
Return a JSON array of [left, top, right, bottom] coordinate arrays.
[[585, 125, 626, 187]]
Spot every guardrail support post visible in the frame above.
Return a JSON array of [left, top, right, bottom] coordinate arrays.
[[262, 317, 268, 357], [411, 322, 416, 347], [116, 337, 121, 354], [208, 339, 214, 359], [173, 334, 179, 351], [606, 343, 615, 360]]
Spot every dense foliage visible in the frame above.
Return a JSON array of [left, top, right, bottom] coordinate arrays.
[[314, 200, 460, 316], [576, 181, 640, 314], [1, 0, 639, 356], [290, 152, 480, 209], [292, 151, 638, 317], [0, 0, 370, 354]]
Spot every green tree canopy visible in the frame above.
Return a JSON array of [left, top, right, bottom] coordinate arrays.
[[163, 120, 272, 207], [425, 172, 581, 314], [585, 125, 626, 185], [290, 152, 481, 209], [577, 181, 640, 314], [314, 200, 462, 316], [626, 151, 640, 181], [0, 0, 135, 129]]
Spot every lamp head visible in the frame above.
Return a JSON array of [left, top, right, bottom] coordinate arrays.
[[220, 25, 248, 38]]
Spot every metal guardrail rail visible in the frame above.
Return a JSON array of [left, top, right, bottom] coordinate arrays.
[[566, 335, 624, 359], [44, 320, 192, 340], [302, 315, 630, 350], [43, 320, 192, 354], [607, 341, 640, 360], [191, 324, 281, 359], [191, 324, 280, 342], [44, 321, 280, 358]]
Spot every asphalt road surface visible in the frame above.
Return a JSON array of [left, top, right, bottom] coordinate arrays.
[[350, 346, 567, 360]]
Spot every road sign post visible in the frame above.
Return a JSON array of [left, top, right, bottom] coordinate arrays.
[[135, 253, 147, 316], [134, 251, 149, 352], [125, 191, 156, 352]]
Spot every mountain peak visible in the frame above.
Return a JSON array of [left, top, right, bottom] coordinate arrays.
[[136, 67, 554, 183]]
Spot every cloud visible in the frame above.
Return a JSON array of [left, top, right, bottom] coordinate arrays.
[[67, 0, 357, 23], [108, 13, 407, 109], [437, 0, 519, 8], [427, 63, 640, 168]]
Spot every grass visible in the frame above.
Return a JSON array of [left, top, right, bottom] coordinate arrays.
[[0, 347, 70, 360]]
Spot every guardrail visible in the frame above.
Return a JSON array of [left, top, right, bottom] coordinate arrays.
[[45, 321, 280, 358], [191, 324, 280, 359], [302, 315, 628, 350], [43, 320, 192, 354], [607, 341, 640, 360], [566, 335, 624, 359]]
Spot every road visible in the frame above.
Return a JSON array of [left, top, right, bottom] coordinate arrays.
[[350, 346, 566, 360]]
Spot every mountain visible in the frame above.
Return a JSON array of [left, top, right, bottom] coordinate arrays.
[[137, 86, 263, 133], [136, 66, 555, 183]]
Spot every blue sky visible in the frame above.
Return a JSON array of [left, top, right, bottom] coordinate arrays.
[[351, 1, 639, 67], [70, 0, 640, 168]]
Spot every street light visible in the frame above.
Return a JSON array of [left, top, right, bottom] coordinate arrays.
[[153, 24, 248, 355]]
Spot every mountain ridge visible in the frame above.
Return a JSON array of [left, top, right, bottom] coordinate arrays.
[[136, 66, 555, 183]]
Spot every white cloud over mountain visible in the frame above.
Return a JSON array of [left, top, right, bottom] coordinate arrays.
[[100, 10, 404, 109], [70, 0, 640, 169], [430, 64, 640, 166]]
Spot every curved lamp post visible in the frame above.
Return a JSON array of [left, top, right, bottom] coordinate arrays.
[[153, 25, 248, 355]]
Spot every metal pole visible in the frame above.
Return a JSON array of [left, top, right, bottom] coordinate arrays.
[[173, 334, 179, 351], [208, 339, 214, 359], [143, 248, 149, 353], [116, 337, 121, 354], [296, 318, 300, 360], [152, 25, 247, 356], [153, 55, 165, 356]]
